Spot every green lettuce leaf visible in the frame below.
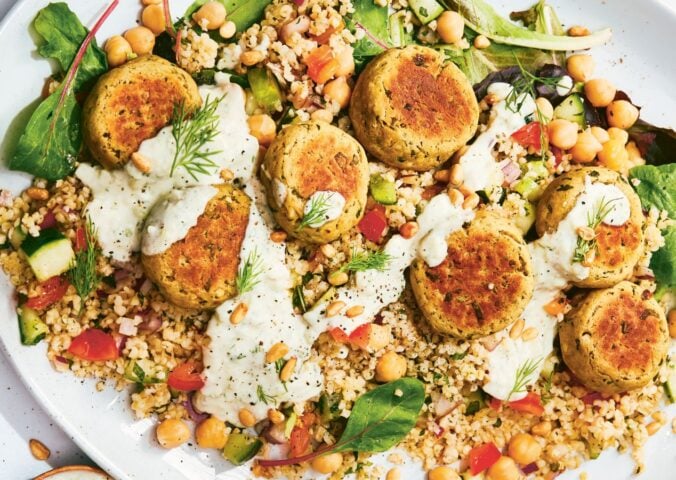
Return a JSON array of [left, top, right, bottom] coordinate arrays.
[[348, 0, 392, 59], [650, 226, 675, 295], [509, 0, 565, 65]]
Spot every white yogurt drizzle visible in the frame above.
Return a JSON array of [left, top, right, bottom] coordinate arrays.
[[483, 176, 631, 400], [303, 190, 346, 228]]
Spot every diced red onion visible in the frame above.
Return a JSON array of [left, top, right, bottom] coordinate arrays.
[[263, 422, 287, 444], [55, 355, 69, 364], [0, 190, 12, 207], [522, 462, 539, 474], [435, 396, 457, 418], [500, 160, 522, 184], [118, 317, 138, 336], [481, 334, 503, 352], [113, 333, 128, 354], [184, 392, 209, 423], [39, 210, 57, 230], [265, 443, 291, 460], [139, 278, 153, 295], [292, 0, 304, 5], [138, 311, 162, 334], [433, 423, 444, 438], [582, 392, 605, 405], [114, 269, 130, 283]]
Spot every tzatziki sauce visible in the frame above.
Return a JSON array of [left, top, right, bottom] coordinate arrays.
[[302, 190, 346, 228]]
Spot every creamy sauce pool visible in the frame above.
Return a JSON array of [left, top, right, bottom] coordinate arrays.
[[483, 177, 631, 400], [303, 190, 346, 228]]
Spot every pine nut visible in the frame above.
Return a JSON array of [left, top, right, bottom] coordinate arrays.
[[268, 408, 285, 424], [345, 305, 365, 318], [220, 168, 234, 181], [531, 421, 552, 437], [219, 21, 236, 39], [568, 25, 590, 37], [265, 342, 289, 363], [29, 439, 50, 461], [576, 225, 595, 241], [241, 50, 264, 66], [239, 408, 256, 427], [320, 243, 337, 258], [646, 421, 661, 436], [326, 300, 345, 317], [449, 164, 464, 186], [280, 356, 297, 382], [462, 192, 480, 210], [651, 411, 666, 424], [399, 221, 419, 239], [433, 169, 450, 183], [328, 271, 348, 286], [131, 152, 152, 173], [270, 230, 287, 243], [521, 327, 538, 341], [26, 187, 49, 201], [230, 302, 248, 324], [458, 184, 473, 197], [509, 319, 525, 339], [448, 188, 464, 206], [582, 249, 596, 267]]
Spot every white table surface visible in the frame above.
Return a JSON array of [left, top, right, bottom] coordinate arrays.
[[1, 0, 675, 479]]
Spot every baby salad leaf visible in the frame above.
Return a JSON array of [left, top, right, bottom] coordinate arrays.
[[628, 120, 676, 167], [348, 0, 392, 58], [185, 0, 272, 32], [650, 226, 675, 295], [509, 0, 565, 66]]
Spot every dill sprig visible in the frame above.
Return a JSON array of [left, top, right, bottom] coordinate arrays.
[[340, 248, 393, 273], [572, 197, 619, 264], [67, 218, 100, 304], [256, 384, 276, 405], [170, 95, 223, 180], [297, 193, 333, 230], [507, 356, 542, 401], [236, 249, 264, 295], [541, 370, 554, 404]]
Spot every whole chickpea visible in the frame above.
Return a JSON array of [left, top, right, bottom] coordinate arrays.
[[566, 54, 595, 82], [311, 452, 343, 474], [156, 418, 191, 449], [508, 433, 542, 465], [324, 77, 351, 109], [486, 456, 521, 480], [104, 36, 133, 68], [548, 119, 579, 150], [570, 128, 603, 163], [195, 417, 228, 449], [248, 114, 277, 146], [428, 466, 460, 480], [193, 1, 227, 30], [606, 100, 639, 129], [590, 126, 610, 144], [584, 78, 616, 108], [375, 351, 407, 382], [279, 15, 311, 45], [335, 46, 356, 77], [436, 11, 464, 44], [607, 127, 629, 145], [142, 4, 166, 35], [597, 139, 629, 172], [534, 97, 554, 122], [124, 26, 155, 55]]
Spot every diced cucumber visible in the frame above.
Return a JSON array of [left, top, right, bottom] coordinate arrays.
[[18, 307, 49, 345], [554, 94, 586, 129], [370, 174, 397, 205], [664, 363, 676, 403], [284, 411, 298, 438], [409, 0, 445, 25], [513, 177, 542, 202], [9, 227, 27, 250], [247, 67, 283, 114], [318, 392, 342, 423], [523, 160, 549, 180], [503, 195, 536, 235], [124, 359, 166, 385], [464, 389, 486, 415], [223, 433, 262, 465], [21, 228, 75, 281], [461, 471, 485, 480]]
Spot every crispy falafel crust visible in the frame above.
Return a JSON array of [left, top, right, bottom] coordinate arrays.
[[349, 45, 479, 171], [83, 55, 201, 169], [410, 210, 534, 339], [141, 184, 250, 310], [559, 281, 669, 394]]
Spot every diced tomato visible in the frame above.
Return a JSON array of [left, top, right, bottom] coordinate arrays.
[[511, 122, 542, 151], [543, 296, 567, 316], [468, 442, 501, 475], [288, 413, 316, 458], [25, 276, 70, 310], [167, 361, 204, 391], [582, 391, 605, 405], [348, 323, 371, 350], [39, 210, 57, 230], [304, 45, 339, 84], [75, 226, 87, 252], [551, 146, 563, 166], [508, 392, 544, 415], [358, 205, 388, 243], [68, 329, 119, 362], [311, 19, 345, 44], [328, 327, 349, 343], [488, 396, 502, 411]]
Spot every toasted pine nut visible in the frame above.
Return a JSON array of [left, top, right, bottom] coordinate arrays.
[[131, 152, 152, 173], [458, 184, 473, 197], [280, 356, 297, 382], [568, 25, 590, 37], [239, 408, 256, 427], [449, 164, 464, 186], [582, 249, 596, 267], [531, 421, 552, 437], [265, 342, 289, 363], [29, 439, 50, 461], [328, 271, 349, 286], [241, 50, 264, 66], [652, 411, 666, 424], [521, 327, 538, 341], [433, 169, 450, 183], [230, 302, 248, 324], [320, 243, 337, 258], [268, 408, 285, 424], [219, 20, 236, 39], [345, 305, 365, 318], [646, 421, 661, 436], [399, 221, 419, 239], [26, 187, 49, 201], [447, 188, 464, 206], [576, 225, 595, 241], [462, 192, 480, 210], [473, 34, 490, 49], [326, 300, 345, 317], [509, 319, 525, 339], [270, 230, 287, 243], [220, 168, 234, 181]]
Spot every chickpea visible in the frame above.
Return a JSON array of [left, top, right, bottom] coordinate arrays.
[[570, 128, 603, 163], [193, 1, 227, 30], [436, 11, 464, 44], [584, 78, 616, 108], [335, 46, 356, 77], [247, 114, 276, 146], [310, 108, 334, 123], [324, 77, 351, 110], [428, 466, 460, 480], [606, 100, 639, 129], [626, 141, 645, 166], [668, 309, 676, 339], [486, 456, 521, 480], [142, 4, 166, 36], [156, 418, 191, 449], [375, 351, 407, 382], [534, 97, 554, 122], [279, 15, 311, 45], [547, 119, 579, 150], [195, 417, 228, 449], [566, 54, 595, 82], [311, 452, 343, 474], [597, 139, 629, 172], [104, 36, 133, 68], [142, 0, 161, 5], [590, 126, 610, 144], [607, 127, 629, 145], [124, 26, 155, 55], [508, 433, 542, 465], [473, 35, 490, 49]]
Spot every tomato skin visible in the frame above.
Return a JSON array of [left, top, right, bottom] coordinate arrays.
[[488, 396, 502, 411], [25, 276, 70, 310], [288, 413, 316, 458], [305, 45, 339, 84], [328, 327, 349, 343], [167, 361, 204, 391], [348, 323, 371, 350], [75, 226, 87, 252], [508, 392, 544, 415], [39, 210, 57, 230], [511, 122, 543, 151], [358, 206, 388, 243], [68, 329, 119, 362], [468, 442, 502, 475]]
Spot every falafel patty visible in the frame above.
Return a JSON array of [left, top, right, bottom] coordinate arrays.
[[559, 281, 669, 394], [83, 55, 202, 169], [410, 210, 534, 339], [349, 45, 479, 171], [261, 121, 369, 244], [536, 166, 644, 288], [141, 184, 250, 310]]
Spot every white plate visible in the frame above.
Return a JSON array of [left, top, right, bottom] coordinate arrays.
[[0, 1, 674, 479]]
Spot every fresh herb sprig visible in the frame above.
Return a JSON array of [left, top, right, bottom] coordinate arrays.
[[170, 95, 223, 180], [236, 249, 264, 295], [67, 218, 100, 304], [541, 370, 554, 404], [507, 356, 542, 401], [256, 385, 276, 405], [340, 249, 393, 273], [297, 193, 333, 230], [572, 197, 619, 264]]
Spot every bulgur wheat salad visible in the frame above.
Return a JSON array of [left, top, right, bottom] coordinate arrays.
[[0, 0, 675, 479]]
